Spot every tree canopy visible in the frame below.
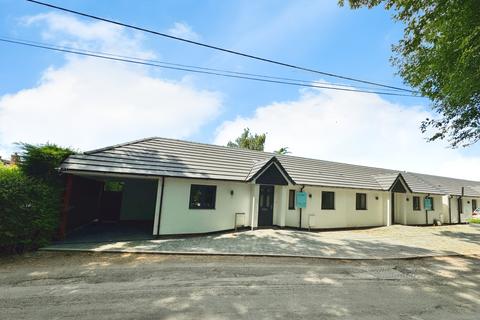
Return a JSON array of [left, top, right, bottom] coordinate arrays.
[[274, 147, 290, 155], [17, 143, 75, 185], [340, 0, 480, 147], [227, 128, 266, 151]]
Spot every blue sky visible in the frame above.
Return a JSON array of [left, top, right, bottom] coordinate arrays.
[[0, 0, 479, 179]]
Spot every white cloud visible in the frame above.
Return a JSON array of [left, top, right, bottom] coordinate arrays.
[[214, 88, 480, 180], [0, 14, 221, 154], [166, 22, 200, 41], [21, 12, 155, 58]]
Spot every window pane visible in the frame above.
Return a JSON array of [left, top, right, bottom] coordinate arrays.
[[356, 193, 367, 210], [189, 185, 216, 209], [321, 191, 335, 210], [413, 196, 421, 211], [288, 190, 295, 210]]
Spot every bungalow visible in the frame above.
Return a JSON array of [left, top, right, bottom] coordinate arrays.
[[59, 137, 480, 237]]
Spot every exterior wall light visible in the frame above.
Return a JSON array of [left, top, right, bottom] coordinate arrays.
[[308, 194, 312, 198], [375, 196, 379, 200], [230, 190, 234, 196], [406, 198, 410, 201]]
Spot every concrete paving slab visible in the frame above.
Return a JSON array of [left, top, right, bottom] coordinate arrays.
[[42, 225, 480, 259]]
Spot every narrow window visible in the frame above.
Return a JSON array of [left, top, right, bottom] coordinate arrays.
[[413, 196, 421, 211], [321, 191, 335, 210], [288, 190, 296, 210], [189, 184, 216, 209], [457, 198, 463, 214], [356, 193, 367, 210], [473, 199, 478, 212]]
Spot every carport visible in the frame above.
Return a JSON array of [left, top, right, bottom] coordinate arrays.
[[59, 173, 157, 242]]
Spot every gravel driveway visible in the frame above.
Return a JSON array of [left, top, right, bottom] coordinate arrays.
[[43, 224, 480, 259]]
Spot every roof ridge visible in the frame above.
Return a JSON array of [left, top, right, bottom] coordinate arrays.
[[151, 137, 407, 174], [150, 136, 276, 157], [84, 137, 158, 155]]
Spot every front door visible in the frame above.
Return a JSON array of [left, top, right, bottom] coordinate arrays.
[[258, 185, 274, 227]]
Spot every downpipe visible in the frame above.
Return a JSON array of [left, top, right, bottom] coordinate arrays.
[[299, 185, 305, 229]]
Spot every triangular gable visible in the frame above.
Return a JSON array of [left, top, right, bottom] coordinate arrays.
[[246, 157, 295, 185], [389, 173, 412, 193]]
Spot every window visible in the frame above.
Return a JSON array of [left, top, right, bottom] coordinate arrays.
[[413, 196, 421, 211], [321, 191, 335, 210], [356, 193, 367, 210], [457, 198, 463, 214], [288, 190, 296, 210], [473, 199, 478, 212], [189, 185, 216, 209]]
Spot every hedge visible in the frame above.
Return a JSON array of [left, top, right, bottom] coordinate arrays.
[[0, 165, 60, 254]]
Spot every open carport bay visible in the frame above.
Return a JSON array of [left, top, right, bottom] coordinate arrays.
[[63, 175, 157, 241]]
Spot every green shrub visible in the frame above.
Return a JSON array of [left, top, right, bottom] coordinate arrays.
[[0, 143, 75, 254], [467, 218, 480, 224], [17, 143, 74, 185], [0, 166, 60, 254]]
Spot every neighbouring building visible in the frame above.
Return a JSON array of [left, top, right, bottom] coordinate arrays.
[[58, 137, 480, 237], [0, 153, 20, 166]]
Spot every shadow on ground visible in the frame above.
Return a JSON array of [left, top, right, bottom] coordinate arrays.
[[41, 225, 480, 259]]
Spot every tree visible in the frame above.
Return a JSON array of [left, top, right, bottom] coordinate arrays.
[[227, 128, 266, 151], [17, 143, 75, 185], [340, 0, 480, 147], [274, 147, 290, 155]]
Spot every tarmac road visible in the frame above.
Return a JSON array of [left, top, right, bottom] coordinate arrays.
[[0, 252, 479, 319]]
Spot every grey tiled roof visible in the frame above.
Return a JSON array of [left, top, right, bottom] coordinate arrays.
[[373, 173, 401, 190], [60, 137, 480, 196], [245, 157, 274, 181]]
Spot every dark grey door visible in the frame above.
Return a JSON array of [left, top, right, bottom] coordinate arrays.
[[258, 185, 274, 227]]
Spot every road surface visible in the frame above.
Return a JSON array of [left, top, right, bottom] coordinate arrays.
[[1, 252, 479, 319]]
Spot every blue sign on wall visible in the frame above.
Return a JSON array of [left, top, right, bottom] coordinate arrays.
[[296, 191, 307, 209], [424, 197, 433, 211]]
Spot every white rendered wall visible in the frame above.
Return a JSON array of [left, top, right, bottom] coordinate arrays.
[[284, 186, 386, 229], [285, 186, 301, 228], [402, 194, 443, 225], [460, 197, 478, 222], [273, 186, 289, 227], [156, 176, 479, 235], [447, 196, 479, 223], [449, 196, 459, 224], [159, 178, 252, 235], [394, 193, 407, 224]]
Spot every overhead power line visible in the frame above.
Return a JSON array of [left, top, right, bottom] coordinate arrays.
[[26, 0, 416, 94], [1, 36, 406, 93], [0, 37, 421, 97]]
